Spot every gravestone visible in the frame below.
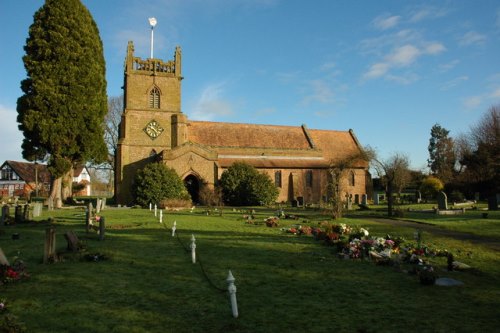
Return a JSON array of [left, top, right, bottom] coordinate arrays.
[[100, 197, 106, 211], [346, 195, 352, 210], [437, 191, 448, 210], [361, 194, 368, 205], [415, 191, 422, 204], [14, 205, 23, 223], [64, 231, 81, 252], [1, 205, 8, 227], [96, 198, 102, 213], [23, 204, 30, 221], [32, 202, 43, 218], [0, 248, 9, 265], [44, 227, 57, 263], [487, 194, 499, 211], [374, 194, 380, 205]]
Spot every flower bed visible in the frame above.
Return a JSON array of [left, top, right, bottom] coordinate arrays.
[[284, 221, 461, 285]]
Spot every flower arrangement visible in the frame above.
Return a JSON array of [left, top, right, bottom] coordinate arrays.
[[0, 257, 29, 285], [265, 216, 279, 227]]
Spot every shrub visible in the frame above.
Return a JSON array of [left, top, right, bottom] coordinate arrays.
[[219, 162, 278, 206], [420, 176, 444, 199], [133, 162, 190, 207]]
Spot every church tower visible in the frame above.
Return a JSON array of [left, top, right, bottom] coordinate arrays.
[[115, 41, 187, 204]]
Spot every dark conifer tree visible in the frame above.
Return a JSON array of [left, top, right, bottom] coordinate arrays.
[[17, 0, 107, 206]]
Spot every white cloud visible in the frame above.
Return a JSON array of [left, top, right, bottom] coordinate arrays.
[[320, 62, 336, 71], [300, 79, 335, 106], [423, 42, 446, 55], [459, 31, 487, 46], [189, 82, 235, 121], [363, 63, 390, 79], [386, 44, 421, 66], [439, 59, 460, 72], [440, 76, 468, 90], [386, 73, 419, 85], [372, 14, 401, 30], [490, 87, 500, 99], [463, 96, 482, 109], [0, 105, 24, 162], [409, 6, 449, 22]]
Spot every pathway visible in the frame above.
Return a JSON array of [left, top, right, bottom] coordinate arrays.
[[356, 216, 500, 252]]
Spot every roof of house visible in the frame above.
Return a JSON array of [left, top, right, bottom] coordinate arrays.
[[187, 121, 368, 168], [2, 160, 51, 183]]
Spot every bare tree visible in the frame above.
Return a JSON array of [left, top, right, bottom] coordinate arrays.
[[104, 95, 124, 168], [327, 147, 374, 219], [372, 153, 411, 216]]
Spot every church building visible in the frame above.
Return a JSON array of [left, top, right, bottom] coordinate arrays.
[[115, 42, 370, 206]]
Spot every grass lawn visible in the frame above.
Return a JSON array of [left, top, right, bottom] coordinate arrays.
[[1, 206, 499, 332]]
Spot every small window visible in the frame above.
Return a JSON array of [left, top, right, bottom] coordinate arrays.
[[149, 87, 160, 108], [349, 171, 355, 186], [275, 170, 282, 188], [305, 170, 313, 187]]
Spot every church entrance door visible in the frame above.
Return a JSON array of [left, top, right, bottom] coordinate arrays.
[[184, 175, 200, 204]]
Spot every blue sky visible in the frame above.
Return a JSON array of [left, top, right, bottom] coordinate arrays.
[[1, 0, 499, 170]]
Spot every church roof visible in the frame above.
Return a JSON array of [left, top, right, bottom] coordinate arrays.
[[187, 121, 368, 168]]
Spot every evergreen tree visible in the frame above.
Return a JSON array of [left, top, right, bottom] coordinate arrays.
[[17, 0, 108, 207], [427, 124, 455, 183], [219, 162, 278, 206], [133, 163, 190, 207]]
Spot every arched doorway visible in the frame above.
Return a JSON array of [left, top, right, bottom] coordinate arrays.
[[184, 174, 200, 204]]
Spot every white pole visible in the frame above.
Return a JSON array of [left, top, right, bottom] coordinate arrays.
[[149, 203, 152, 211], [159, 210, 163, 223], [154, 204, 157, 217], [190, 234, 196, 264], [172, 221, 177, 237], [149, 17, 157, 59], [227, 270, 238, 318]]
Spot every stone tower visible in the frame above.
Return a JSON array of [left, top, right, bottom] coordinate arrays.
[[115, 41, 187, 204]]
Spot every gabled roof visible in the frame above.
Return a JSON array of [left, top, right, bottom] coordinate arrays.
[[73, 165, 87, 177], [186, 121, 368, 168], [2, 160, 51, 183], [188, 121, 312, 149]]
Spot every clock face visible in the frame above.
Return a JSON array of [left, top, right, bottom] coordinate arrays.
[[144, 120, 164, 139]]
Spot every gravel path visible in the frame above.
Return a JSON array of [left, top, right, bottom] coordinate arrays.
[[357, 216, 500, 252]]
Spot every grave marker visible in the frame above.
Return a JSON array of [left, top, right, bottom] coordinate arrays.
[[361, 194, 368, 205], [437, 191, 448, 210], [44, 227, 57, 263]]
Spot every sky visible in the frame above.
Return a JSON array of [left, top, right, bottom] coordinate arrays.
[[1, 0, 499, 170]]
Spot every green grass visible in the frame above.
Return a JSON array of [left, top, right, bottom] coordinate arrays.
[[1, 206, 499, 332]]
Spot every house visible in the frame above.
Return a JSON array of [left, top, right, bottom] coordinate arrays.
[[0, 161, 92, 198], [115, 42, 370, 205], [73, 166, 92, 196], [0, 160, 51, 198]]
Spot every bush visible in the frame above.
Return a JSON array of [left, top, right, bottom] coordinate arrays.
[[420, 176, 444, 199], [219, 162, 278, 206], [133, 163, 190, 207]]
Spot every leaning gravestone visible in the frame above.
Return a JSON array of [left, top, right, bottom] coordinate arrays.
[[437, 191, 448, 210], [0, 248, 9, 265]]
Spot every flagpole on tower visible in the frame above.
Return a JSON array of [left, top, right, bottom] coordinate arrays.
[[149, 17, 157, 59]]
